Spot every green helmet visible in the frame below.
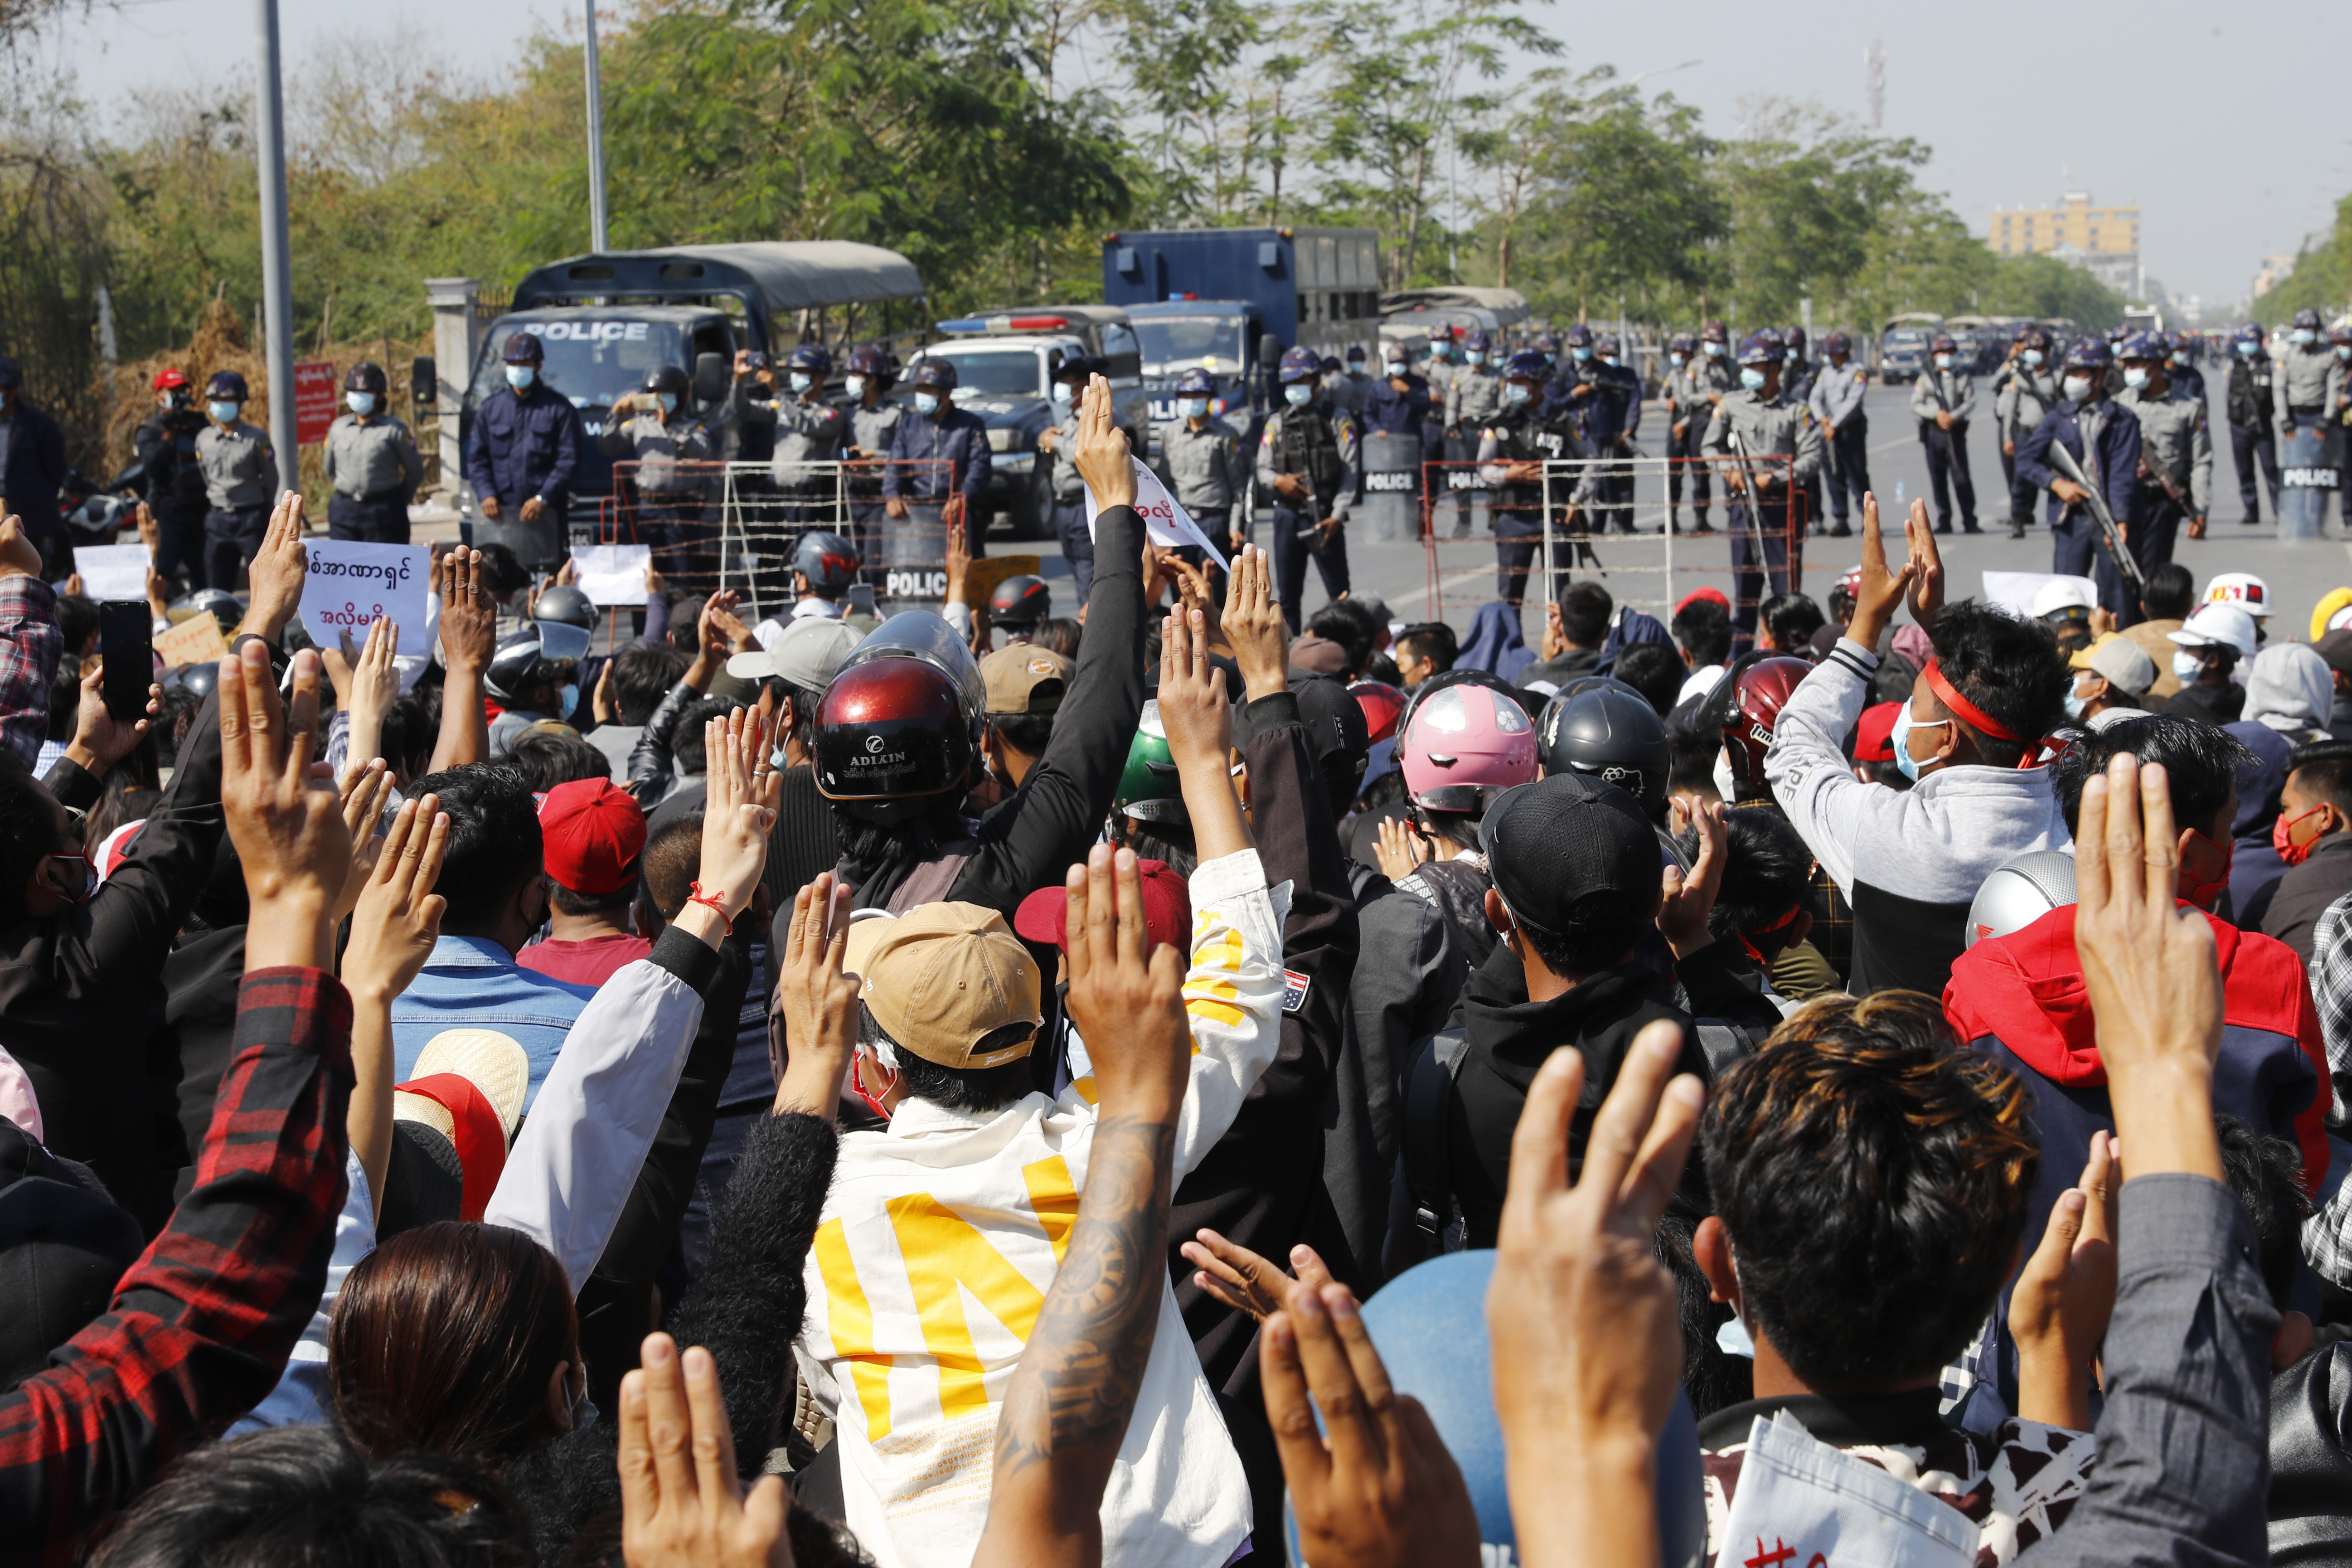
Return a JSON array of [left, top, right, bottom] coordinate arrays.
[[1114, 700, 1189, 823]]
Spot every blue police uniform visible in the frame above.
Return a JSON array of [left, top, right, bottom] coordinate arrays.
[[0, 400, 68, 561], [2015, 398, 2142, 621], [1594, 359, 1643, 534], [1362, 373, 1433, 437], [466, 384, 584, 569]]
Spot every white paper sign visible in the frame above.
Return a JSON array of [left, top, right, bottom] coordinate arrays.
[[1981, 571, 2099, 622], [572, 544, 652, 607], [73, 544, 150, 602], [1710, 1413, 1976, 1568], [299, 541, 430, 656], [1083, 458, 1231, 571]]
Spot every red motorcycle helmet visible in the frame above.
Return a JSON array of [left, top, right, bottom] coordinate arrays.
[[1720, 656, 1814, 798], [1349, 680, 1407, 744], [810, 658, 980, 801]]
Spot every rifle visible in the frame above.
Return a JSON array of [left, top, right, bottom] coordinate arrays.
[[2044, 437, 2146, 594], [1723, 427, 1775, 561]]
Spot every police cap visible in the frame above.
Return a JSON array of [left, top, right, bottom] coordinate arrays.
[[503, 332, 545, 364]]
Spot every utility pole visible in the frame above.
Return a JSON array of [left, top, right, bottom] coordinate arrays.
[[1866, 40, 1885, 132], [253, 0, 297, 485], [584, 0, 610, 251]]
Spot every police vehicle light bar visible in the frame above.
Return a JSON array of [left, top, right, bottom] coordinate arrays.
[[1005, 315, 1068, 330]]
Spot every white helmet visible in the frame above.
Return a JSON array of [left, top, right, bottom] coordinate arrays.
[[1966, 850, 2078, 950], [2204, 571, 2271, 619], [2168, 602, 2259, 659], [2029, 578, 2095, 622]]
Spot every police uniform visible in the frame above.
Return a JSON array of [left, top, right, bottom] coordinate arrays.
[[1044, 403, 1093, 599], [1993, 362, 2061, 534], [1256, 397, 1358, 632], [1474, 398, 1583, 607], [2015, 393, 2142, 623], [323, 411, 424, 544], [2225, 348, 2280, 522], [1594, 355, 1644, 534], [1806, 359, 1871, 530], [1442, 356, 1503, 537], [601, 405, 721, 579], [1909, 364, 1979, 533], [1701, 384, 1820, 649], [1672, 351, 1737, 529], [133, 405, 210, 587], [1362, 369, 1433, 437], [195, 420, 280, 591], [1324, 363, 1374, 418], [465, 379, 582, 570], [736, 383, 849, 495], [1151, 416, 1246, 549], [2114, 380, 2211, 583], [846, 395, 904, 586], [2275, 340, 2344, 437], [1421, 346, 1459, 482]]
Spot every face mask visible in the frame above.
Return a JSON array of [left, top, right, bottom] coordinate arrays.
[[2122, 367, 2149, 390], [1465, 351, 1484, 367], [1935, 354, 1954, 369], [1384, 362, 1408, 379], [1178, 397, 1209, 419], [2063, 680, 2091, 722], [2181, 829, 2233, 910], [1429, 343, 1450, 359], [1703, 340, 1726, 357], [2173, 351, 2192, 366], [2275, 804, 2333, 867], [346, 392, 376, 415], [914, 392, 940, 415], [2022, 349, 2045, 367], [1739, 368, 1766, 391], [2338, 346, 2352, 363], [557, 682, 580, 719], [207, 400, 240, 423], [2062, 374, 2094, 402], [1891, 698, 1953, 783], [1544, 352, 1559, 365], [789, 372, 814, 394], [2172, 650, 2208, 683], [1600, 355, 1618, 365], [1347, 357, 1365, 372], [844, 375, 868, 399], [1571, 347, 1593, 363], [1711, 750, 1738, 802], [2236, 340, 2257, 355], [505, 365, 536, 390], [1668, 354, 1686, 368], [1503, 382, 1532, 405], [2293, 329, 2317, 346], [1051, 382, 1074, 404], [1285, 384, 1314, 407], [657, 391, 678, 414]]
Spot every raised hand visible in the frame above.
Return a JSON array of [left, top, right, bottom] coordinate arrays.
[[2011, 1131, 2119, 1431], [1372, 816, 1429, 884], [342, 617, 403, 779], [617, 1335, 791, 1568], [1903, 496, 1945, 627], [330, 758, 399, 924], [684, 708, 781, 946], [772, 872, 859, 1119], [1180, 1230, 1336, 1322], [1155, 602, 1251, 862], [436, 547, 495, 676], [342, 792, 449, 1002], [1846, 491, 1913, 649], [1072, 375, 1135, 510], [1221, 544, 1287, 703], [221, 641, 349, 973], [237, 491, 310, 644], [1657, 798, 1726, 959]]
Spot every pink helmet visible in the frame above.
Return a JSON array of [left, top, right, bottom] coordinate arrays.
[[1400, 682, 1537, 814]]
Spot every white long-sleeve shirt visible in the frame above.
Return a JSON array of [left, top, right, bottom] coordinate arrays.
[[797, 849, 1289, 1568]]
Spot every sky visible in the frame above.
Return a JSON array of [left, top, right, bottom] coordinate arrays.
[[46, 0, 2352, 314]]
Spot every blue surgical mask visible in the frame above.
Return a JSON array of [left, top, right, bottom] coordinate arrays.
[[1668, 353, 1685, 368], [2236, 340, 2257, 355], [1545, 351, 1560, 364], [1703, 340, 1726, 357], [558, 682, 580, 719], [1571, 347, 1592, 363], [1739, 368, 1766, 391], [1891, 698, 1952, 783], [2338, 346, 2352, 363], [1465, 351, 1484, 367], [789, 372, 814, 394], [2063, 374, 2094, 402], [657, 391, 679, 414], [915, 391, 940, 415], [1178, 396, 1209, 419], [1284, 384, 1314, 407], [2022, 349, 2046, 367], [207, 400, 240, 423], [844, 375, 868, 399], [345, 392, 376, 415], [2063, 686, 2089, 722], [2173, 650, 2207, 683], [1503, 382, 1532, 405], [2122, 367, 2149, 390], [1384, 361, 1408, 379], [1051, 382, 1074, 404], [505, 365, 536, 390], [1935, 354, 1954, 369], [1347, 357, 1365, 372], [2173, 351, 2192, 366], [1429, 343, 1450, 359], [2293, 329, 2318, 345]]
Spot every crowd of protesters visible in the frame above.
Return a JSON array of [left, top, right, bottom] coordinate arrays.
[[0, 373, 2349, 1568]]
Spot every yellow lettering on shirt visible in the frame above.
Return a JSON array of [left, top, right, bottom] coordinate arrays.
[[814, 1217, 895, 1442]]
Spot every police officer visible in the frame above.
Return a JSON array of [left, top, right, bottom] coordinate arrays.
[[1363, 340, 1433, 439], [1421, 326, 1457, 500], [2166, 332, 2207, 405], [194, 370, 280, 591], [1152, 367, 1248, 560], [1533, 330, 1562, 370], [322, 362, 424, 545], [1442, 329, 1504, 538], [1910, 333, 1980, 534], [1590, 334, 1643, 534], [1702, 332, 1820, 651], [132, 367, 210, 588], [737, 344, 849, 506], [1258, 345, 1358, 632], [841, 344, 902, 586], [1661, 332, 1703, 532], [0, 358, 67, 575], [2277, 306, 2344, 445], [1476, 349, 1580, 611], [605, 364, 721, 582], [1994, 327, 2061, 539], [2224, 323, 2281, 525], [1806, 331, 1868, 538], [2016, 338, 2142, 622], [465, 331, 582, 571], [1324, 345, 1374, 417], [1674, 320, 1737, 534], [883, 358, 992, 554], [1035, 355, 1096, 596], [2114, 330, 2211, 582], [1551, 325, 1630, 535], [1778, 327, 1825, 534]]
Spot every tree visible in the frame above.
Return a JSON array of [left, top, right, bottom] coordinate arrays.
[[2255, 191, 2352, 325]]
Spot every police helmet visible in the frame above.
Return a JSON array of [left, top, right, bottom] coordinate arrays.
[[640, 364, 689, 396], [1736, 331, 1784, 366], [1319, 355, 1342, 375], [1345, 344, 1366, 362], [1502, 350, 1549, 383], [1564, 324, 1595, 349], [205, 370, 248, 402], [175, 587, 243, 633], [1595, 335, 1621, 357], [533, 584, 596, 630], [2234, 323, 2264, 345], [1930, 334, 1958, 355], [910, 358, 958, 393], [166, 659, 219, 704], [2018, 326, 2052, 352], [1964, 850, 2077, 950], [484, 621, 590, 704], [344, 361, 388, 395], [1172, 367, 1217, 397], [786, 343, 834, 377], [1115, 701, 1188, 824], [1277, 346, 1324, 385], [1464, 329, 1491, 352], [1700, 319, 1730, 344], [2063, 337, 2112, 371], [811, 656, 980, 802], [792, 530, 859, 596], [1534, 331, 1562, 354], [502, 332, 545, 365], [1668, 331, 1697, 354], [989, 575, 1051, 629], [2117, 330, 2163, 362], [1427, 325, 1452, 344], [1785, 325, 1808, 354], [1822, 330, 1852, 356], [1537, 682, 1672, 824], [2294, 306, 2324, 331], [846, 343, 897, 388], [2333, 322, 2352, 347]]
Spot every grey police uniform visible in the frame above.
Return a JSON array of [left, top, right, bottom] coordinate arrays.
[[1908, 366, 1979, 532], [845, 398, 903, 580], [734, 384, 849, 496], [1702, 389, 1821, 648], [2275, 344, 2345, 434], [1324, 369, 1374, 418], [1441, 363, 1505, 533], [2115, 381, 2212, 577], [1994, 364, 2061, 530], [323, 413, 424, 544], [1807, 360, 1871, 527], [600, 406, 721, 578], [1673, 355, 1739, 525], [195, 420, 280, 591], [1151, 417, 1247, 543]]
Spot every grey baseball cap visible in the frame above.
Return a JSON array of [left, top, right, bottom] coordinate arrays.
[[727, 615, 860, 690]]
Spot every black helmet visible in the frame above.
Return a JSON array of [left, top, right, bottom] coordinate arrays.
[[793, 530, 859, 596], [989, 575, 1050, 629], [485, 622, 591, 704], [534, 583, 596, 630], [166, 659, 219, 704], [1538, 681, 1671, 825], [845, 344, 897, 388], [811, 657, 979, 801], [344, 360, 388, 394], [175, 587, 243, 633], [641, 364, 689, 396]]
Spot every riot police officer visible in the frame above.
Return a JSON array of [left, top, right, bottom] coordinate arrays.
[[465, 330, 582, 570], [607, 364, 722, 582], [841, 343, 902, 585], [1806, 331, 1868, 537], [1152, 366, 1248, 557], [132, 367, 209, 588], [2114, 330, 2211, 579], [1443, 329, 1505, 538], [1910, 332, 1980, 534], [323, 361, 424, 544], [736, 343, 851, 526], [2224, 323, 2280, 525], [1673, 320, 1737, 534], [2016, 338, 2142, 622], [1591, 334, 1643, 534], [2166, 332, 2207, 405], [1476, 350, 1582, 611], [1324, 345, 1374, 417], [1036, 355, 1098, 595], [2277, 306, 2343, 441], [1994, 327, 2061, 538], [1258, 345, 1359, 631], [1702, 332, 1820, 651]]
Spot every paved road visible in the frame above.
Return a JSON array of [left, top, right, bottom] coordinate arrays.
[[1008, 383, 2352, 643]]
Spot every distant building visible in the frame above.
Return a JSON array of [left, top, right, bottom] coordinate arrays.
[[1986, 191, 2145, 301], [2251, 252, 2299, 300]]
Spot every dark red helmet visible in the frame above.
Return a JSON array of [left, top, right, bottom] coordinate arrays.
[[1349, 679, 1406, 744], [989, 574, 1051, 629], [810, 658, 979, 801], [1721, 656, 1813, 797]]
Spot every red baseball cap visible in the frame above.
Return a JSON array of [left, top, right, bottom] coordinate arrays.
[[1014, 859, 1191, 955], [1853, 701, 1901, 763], [537, 778, 646, 896], [152, 367, 189, 392], [1674, 586, 1731, 617]]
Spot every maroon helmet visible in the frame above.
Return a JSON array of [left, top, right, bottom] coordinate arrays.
[[1721, 656, 1814, 797], [989, 574, 1051, 630], [1349, 680, 1407, 744], [810, 658, 979, 801]]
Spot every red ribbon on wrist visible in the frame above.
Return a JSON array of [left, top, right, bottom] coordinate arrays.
[[686, 881, 735, 932]]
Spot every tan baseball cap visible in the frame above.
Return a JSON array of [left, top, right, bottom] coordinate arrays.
[[980, 645, 1072, 716], [842, 903, 1043, 1068]]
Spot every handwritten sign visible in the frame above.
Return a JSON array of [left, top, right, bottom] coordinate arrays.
[[294, 360, 340, 447], [1981, 571, 2099, 622], [570, 544, 653, 607], [1083, 458, 1231, 570], [959, 554, 1043, 608], [299, 540, 430, 655], [72, 543, 150, 602], [156, 613, 228, 668]]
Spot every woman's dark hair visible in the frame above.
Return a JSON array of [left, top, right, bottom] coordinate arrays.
[[609, 641, 689, 728], [330, 1221, 578, 1465], [1761, 592, 1825, 654], [863, 1004, 1035, 1113], [85, 1426, 532, 1568], [1925, 600, 2071, 765], [1612, 643, 1685, 716], [383, 693, 435, 781], [2215, 1113, 2309, 1310], [56, 593, 99, 658], [506, 728, 614, 793], [0, 750, 63, 929], [406, 765, 543, 933], [1701, 992, 2037, 1391], [1030, 617, 1081, 660], [1656, 1213, 1751, 1420], [2053, 714, 2258, 839], [2140, 561, 2196, 622], [1676, 808, 1812, 947]]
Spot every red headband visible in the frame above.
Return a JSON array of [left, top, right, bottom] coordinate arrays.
[[1922, 659, 2024, 745]]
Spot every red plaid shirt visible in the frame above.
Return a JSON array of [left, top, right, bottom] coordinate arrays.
[[0, 574, 58, 772], [0, 967, 351, 1565]]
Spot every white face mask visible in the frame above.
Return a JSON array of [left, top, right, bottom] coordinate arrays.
[[914, 392, 941, 415], [789, 372, 814, 394], [844, 375, 868, 399], [1703, 340, 1726, 357], [1503, 382, 1533, 405], [505, 365, 536, 390], [208, 400, 240, 423], [2121, 367, 2149, 390], [1935, 354, 1954, 369], [2173, 650, 2208, 683], [2022, 349, 2046, 367], [1465, 351, 1485, 367], [1285, 384, 1314, 406], [1177, 397, 1209, 419], [1711, 750, 1738, 802], [1669, 353, 1686, 367], [1739, 368, 1767, 391], [1051, 382, 1075, 404], [2292, 329, 2318, 346], [345, 392, 376, 414], [1383, 361, 1408, 378], [2062, 374, 2094, 402]]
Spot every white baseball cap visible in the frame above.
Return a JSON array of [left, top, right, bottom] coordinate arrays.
[[2168, 602, 2259, 658], [2204, 571, 2271, 619]]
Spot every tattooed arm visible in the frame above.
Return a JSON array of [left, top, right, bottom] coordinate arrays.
[[974, 843, 1192, 1568]]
